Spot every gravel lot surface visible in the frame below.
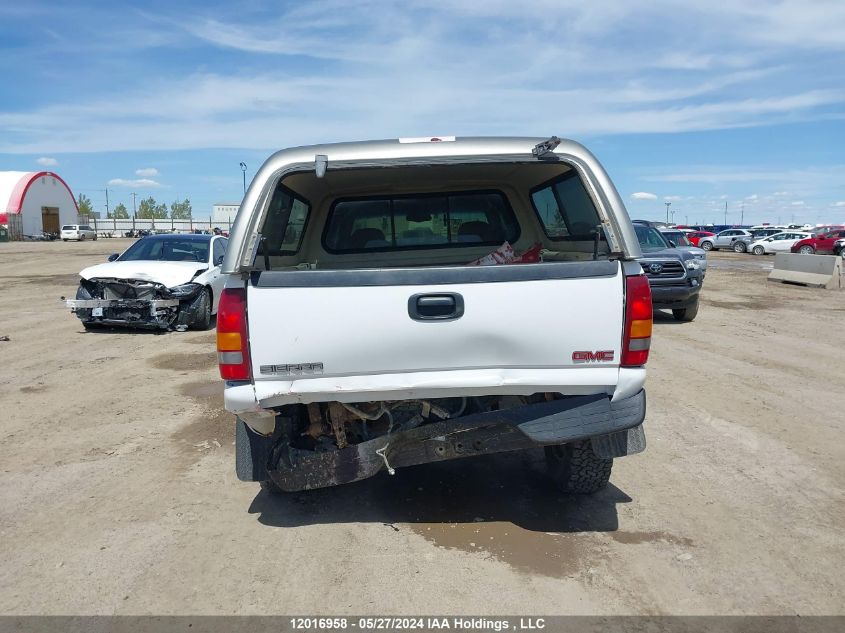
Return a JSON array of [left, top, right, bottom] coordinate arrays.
[[0, 240, 843, 615]]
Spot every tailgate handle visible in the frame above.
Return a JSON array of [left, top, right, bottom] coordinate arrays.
[[408, 293, 464, 321]]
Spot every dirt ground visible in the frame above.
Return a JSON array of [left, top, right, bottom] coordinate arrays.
[[0, 239, 843, 615]]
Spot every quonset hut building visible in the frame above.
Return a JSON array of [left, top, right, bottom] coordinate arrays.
[[0, 171, 79, 239]]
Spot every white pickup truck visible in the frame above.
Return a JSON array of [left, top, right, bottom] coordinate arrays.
[[217, 136, 652, 494]]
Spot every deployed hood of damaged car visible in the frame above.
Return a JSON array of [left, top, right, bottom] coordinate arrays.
[[79, 261, 207, 288]]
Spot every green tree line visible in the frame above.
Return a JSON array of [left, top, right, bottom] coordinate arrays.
[[102, 197, 193, 220]]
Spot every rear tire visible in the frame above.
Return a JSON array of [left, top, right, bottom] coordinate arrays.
[[672, 298, 699, 322], [733, 242, 747, 253], [545, 440, 612, 494], [62, 239, 68, 242], [752, 245, 765, 255], [799, 245, 815, 254]]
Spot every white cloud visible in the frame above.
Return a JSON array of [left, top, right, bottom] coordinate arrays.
[[2, 79, 840, 154], [1, 2, 844, 153], [135, 167, 159, 177], [663, 195, 683, 201], [36, 156, 58, 166], [834, 201, 845, 207], [791, 200, 805, 206], [745, 194, 758, 200], [107, 178, 161, 188], [631, 192, 658, 201]]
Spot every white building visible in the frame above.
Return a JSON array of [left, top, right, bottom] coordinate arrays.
[[0, 171, 79, 238], [212, 202, 241, 227]]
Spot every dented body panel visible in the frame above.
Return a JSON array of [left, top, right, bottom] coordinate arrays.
[[246, 263, 627, 404]]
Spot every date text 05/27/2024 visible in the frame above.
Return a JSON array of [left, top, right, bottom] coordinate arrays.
[[289, 617, 547, 631]]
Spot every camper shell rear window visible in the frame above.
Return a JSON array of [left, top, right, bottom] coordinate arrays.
[[529, 171, 602, 240], [322, 190, 520, 254], [261, 185, 312, 255]]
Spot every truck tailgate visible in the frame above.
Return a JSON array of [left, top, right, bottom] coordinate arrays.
[[246, 261, 624, 402]]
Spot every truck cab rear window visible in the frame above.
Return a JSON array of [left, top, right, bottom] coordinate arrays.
[[530, 172, 601, 239], [323, 191, 520, 253]]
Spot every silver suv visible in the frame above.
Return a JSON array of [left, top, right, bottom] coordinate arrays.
[[698, 229, 751, 251]]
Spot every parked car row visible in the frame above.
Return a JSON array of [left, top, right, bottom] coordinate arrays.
[[689, 227, 845, 256]]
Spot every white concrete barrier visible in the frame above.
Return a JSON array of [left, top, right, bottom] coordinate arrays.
[[768, 253, 843, 289]]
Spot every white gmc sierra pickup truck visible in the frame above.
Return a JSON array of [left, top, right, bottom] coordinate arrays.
[[217, 136, 652, 494]]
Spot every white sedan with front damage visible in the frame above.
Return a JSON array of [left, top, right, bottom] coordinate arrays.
[[67, 233, 228, 330]]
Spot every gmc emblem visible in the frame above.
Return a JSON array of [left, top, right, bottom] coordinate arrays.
[[572, 350, 615, 363]]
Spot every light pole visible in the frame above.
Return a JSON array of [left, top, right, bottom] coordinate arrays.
[[239, 162, 247, 195], [130, 192, 137, 232], [665, 201, 671, 224]]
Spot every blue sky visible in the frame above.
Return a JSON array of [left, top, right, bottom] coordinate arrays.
[[1, 0, 844, 224]]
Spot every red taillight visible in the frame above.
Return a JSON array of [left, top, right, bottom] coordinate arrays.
[[621, 274, 653, 367], [217, 287, 252, 381]]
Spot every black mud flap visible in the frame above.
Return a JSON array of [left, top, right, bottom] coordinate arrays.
[[259, 391, 646, 492], [591, 424, 647, 459], [235, 418, 275, 482]]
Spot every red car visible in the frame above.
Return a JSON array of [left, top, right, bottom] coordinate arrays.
[[685, 231, 715, 247], [790, 229, 845, 254]]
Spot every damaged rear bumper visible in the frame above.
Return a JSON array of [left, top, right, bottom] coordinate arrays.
[[237, 390, 646, 491]]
